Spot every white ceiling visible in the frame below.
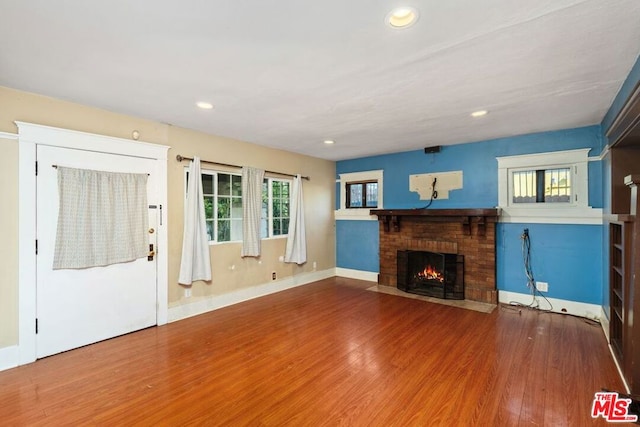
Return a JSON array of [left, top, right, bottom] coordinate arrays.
[[1, 0, 639, 161]]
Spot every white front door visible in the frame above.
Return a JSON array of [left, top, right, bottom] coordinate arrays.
[[36, 145, 158, 358]]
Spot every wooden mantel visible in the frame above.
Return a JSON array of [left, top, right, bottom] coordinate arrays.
[[370, 208, 501, 235]]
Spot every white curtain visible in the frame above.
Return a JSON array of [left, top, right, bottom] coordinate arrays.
[[178, 157, 212, 284], [285, 174, 306, 264], [241, 166, 265, 257], [53, 167, 148, 269]]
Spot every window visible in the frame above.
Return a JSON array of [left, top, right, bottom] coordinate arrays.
[[261, 178, 290, 238], [200, 171, 243, 242], [512, 167, 572, 204], [346, 181, 378, 208], [335, 170, 384, 220], [496, 148, 601, 224], [187, 171, 292, 243]]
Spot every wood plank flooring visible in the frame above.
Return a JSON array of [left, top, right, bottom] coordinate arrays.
[[0, 277, 629, 426]]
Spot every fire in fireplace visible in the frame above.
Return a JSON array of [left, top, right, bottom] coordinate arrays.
[[397, 250, 464, 300]]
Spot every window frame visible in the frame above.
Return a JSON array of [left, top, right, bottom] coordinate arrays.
[[335, 170, 383, 220], [262, 177, 292, 239], [496, 148, 602, 224], [509, 165, 574, 205], [185, 168, 292, 244], [189, 169, 243, 244], [345, 180, 378, 209]]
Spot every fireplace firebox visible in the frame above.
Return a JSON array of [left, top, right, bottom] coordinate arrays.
[[397, 250, 464, 300]]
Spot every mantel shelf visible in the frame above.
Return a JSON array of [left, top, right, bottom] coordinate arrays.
[[369, 208, 501, 234]]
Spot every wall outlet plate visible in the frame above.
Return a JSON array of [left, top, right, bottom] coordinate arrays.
[[536, 281, 548, 292]]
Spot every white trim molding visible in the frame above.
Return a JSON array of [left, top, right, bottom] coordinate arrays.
[[168, 268, 335, 322], [335, 267, 378, 282], [0, 131, 18, 140], [0, 345, 19, 372], [16, 122, 170, 366], [499, 290, 602, 321], [498, 206, 603, 224], [335, 170, 383, 220], [496, 148, 602, 225], [601, 306, 610, 342]]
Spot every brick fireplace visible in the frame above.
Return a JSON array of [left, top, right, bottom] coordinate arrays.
[[370, 209, 500, 304]]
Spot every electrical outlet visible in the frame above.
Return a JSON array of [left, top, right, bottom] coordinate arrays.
[[185, 287, 192, 298], [536, 281, 548, 292], [272, 271, 277, 280]]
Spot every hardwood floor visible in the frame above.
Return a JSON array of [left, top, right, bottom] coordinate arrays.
[[0, 277, 629, 426]]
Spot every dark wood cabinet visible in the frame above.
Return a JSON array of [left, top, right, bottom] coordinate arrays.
[[609, 148, 640, 214], [606, 81, 640, 394], [609, 219, 632, 378], [608, 177, 640, 394]]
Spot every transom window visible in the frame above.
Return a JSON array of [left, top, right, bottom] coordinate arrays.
[[496, 148, 601, 225], [335, 170, 383, 220], [346, 181, 378, 208], [512, 167, 572, 204]]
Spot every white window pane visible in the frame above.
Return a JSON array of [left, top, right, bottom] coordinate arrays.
[[544, 168, 571, 203], [512, 170, 536, 204]]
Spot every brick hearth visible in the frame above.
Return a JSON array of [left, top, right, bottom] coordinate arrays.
[[371, 209, 499, 304]]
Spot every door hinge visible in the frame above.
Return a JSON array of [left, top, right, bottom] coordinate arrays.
[[35, 239, 38, 255], [35, 161, 38, 176], [35, 318, 38, 334]]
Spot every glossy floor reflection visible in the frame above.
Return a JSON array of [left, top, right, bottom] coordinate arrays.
[[0, 277, 626, 426]]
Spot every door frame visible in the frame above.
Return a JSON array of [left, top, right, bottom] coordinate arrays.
[[17, 122, 170, 365]]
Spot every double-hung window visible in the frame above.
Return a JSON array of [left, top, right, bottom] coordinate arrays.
[[187, 169, 291, 243], [262, 178, 291, 238], [200, 171, 243, 242]]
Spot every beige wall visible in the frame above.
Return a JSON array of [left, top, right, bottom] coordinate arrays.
[[0, 136, 19, 348], [0, 86, 336, 350]]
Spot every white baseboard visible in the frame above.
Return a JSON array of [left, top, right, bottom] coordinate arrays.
[[0, 345, 19, 372], [608, 342, 631, 394], [335, 267, 378, 282], [599, 306, 631, 394], [168, 268, 335, 323], [498, 290, 602, 321], [600, 306, 610, 342]]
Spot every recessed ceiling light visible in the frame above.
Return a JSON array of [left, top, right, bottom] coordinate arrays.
[[386, 7, 419, 29], [471, 110, 488, 118], [324, 140, 335, 145], [196, 101, 214, 110]]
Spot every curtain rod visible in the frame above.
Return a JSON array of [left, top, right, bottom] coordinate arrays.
[[175, 154, 310, 181]]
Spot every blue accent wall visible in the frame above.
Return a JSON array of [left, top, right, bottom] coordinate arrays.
[[336, 125, 604, 304], [338, 126, 603, 210], [497, 223, 602, 304], [336, 220, 379, 272]]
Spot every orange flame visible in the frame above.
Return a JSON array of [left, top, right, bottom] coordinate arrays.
[[416, 265, 444, 282]]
